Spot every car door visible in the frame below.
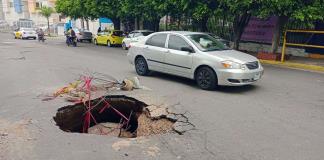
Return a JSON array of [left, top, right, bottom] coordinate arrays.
[[102, 32, 110, 44], [96, 32, 104, 44], [143, 33, 168, 71], [165, 34, 194, 77]]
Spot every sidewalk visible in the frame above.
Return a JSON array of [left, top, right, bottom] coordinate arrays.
[[260, 56, 324, 73]]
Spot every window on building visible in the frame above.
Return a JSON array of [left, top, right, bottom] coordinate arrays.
[[35, 2, 42, 9], [9, 2, 13, 8]]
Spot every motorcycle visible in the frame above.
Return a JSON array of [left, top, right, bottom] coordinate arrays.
[[38, 34, 45, 42], [66, 36, 77, 47]]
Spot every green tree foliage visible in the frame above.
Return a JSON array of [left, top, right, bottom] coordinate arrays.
[[40, 6, 54, 35], [55, 0, 324, 49], [258, 0, 324, 52]]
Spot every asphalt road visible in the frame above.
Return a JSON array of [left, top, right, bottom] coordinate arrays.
[[0, 33, 324, 160]]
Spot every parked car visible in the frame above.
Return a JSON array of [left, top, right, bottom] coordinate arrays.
[[14, 28, 37, 40], [93, 30, 124, 47], [127, 31, 263, 90], [122, 30, 154, 50], [74, 28, 93, 43], [207, 33, 231, 47]]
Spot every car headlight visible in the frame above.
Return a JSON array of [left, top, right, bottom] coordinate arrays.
[[221, 60, 243, 69]]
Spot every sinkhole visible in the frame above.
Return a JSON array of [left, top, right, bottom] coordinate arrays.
[[53, 95, 175, 138]]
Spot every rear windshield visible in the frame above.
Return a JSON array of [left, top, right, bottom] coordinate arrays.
[[142, 32, 154, 36], [23, 28, 34, 31], [113, 31, 124, 36]]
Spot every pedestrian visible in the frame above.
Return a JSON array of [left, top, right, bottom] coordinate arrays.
[[97, 27, 101, 34]]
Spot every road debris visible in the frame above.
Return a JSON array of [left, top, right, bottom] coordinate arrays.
[[42, 73, 145, 102]]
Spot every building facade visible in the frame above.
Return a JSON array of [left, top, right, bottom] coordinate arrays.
[[1, 0, 60, 27]]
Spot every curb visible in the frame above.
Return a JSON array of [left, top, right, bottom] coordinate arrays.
[[260, 60, 324, 73]]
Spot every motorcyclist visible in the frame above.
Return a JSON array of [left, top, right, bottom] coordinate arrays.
[[37, 28, 45, 42], [66, 27, 76, 45]]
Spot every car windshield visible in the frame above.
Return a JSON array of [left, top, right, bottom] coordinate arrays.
[[113, 31, 124, 36], [141, 32, 153, 36], [186, 34, 229, 52]]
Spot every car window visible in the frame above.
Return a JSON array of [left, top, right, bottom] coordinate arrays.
[[142, 32, 154, 36], [128, 33, 135, 38], [186, 34, 229, 52], [146, 34, 167, 48], [23, 28, 34, 31], [113, 31, 124, 37], [168, 35, 191, 51], [134, 32, 143, 37]]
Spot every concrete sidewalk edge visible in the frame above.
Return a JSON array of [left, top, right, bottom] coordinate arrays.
[[260, 60, 324, 73]]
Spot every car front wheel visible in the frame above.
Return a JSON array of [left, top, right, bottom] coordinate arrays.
[[195, 67, 217, 90], [135, 57, 149, 76]]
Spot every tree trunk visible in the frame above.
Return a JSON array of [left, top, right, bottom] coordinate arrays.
[[111, 18, 121, 30], [154, 19, 160, 32], [135, 17, 139, 30], [165, 15, 168, 31], [81, 18, 85, 29], [233, 12, 251, 50], [271, 16, 288, 53], [177, 16, 181, 30], [47, 17, 50, 36], [86, 19, 89, 30]]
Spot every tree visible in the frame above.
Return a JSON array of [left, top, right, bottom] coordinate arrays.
[[219, 0, 262, 50], [56, 0, 92, 29], [84, 0, 123, 30], [259, 0, 324, 53], [40, 6, 54, 36]]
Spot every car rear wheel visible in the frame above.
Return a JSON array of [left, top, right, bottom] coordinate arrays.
[[135, 57, 150, 76], [195, 67, 217, 90], [122, 42, 128, 50]]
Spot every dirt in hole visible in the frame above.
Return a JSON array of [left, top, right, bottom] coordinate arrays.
[[53, 95, 175, 138]]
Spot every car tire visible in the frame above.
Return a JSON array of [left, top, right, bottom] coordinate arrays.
[[135, 56, 150, 76], [88, 39, 92, 43], [195, 66, 217, 90], [94, 39, 98, 45], [122, 42, 128, 50], [107, 40, 112, 47]]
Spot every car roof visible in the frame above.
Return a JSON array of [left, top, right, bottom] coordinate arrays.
[[155, 31, 207, 36], [132, 30, 154, 32]]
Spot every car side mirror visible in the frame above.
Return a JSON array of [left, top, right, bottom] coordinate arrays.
[[181, 46, 194, 53]]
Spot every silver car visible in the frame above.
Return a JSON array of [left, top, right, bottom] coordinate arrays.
[[127, 31, 264, 90]]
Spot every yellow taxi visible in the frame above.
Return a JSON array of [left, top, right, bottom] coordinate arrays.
[[93, 30, 125, 47]]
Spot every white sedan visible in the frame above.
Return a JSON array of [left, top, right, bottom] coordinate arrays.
[[122, 30, 154, 50], [127, 31, 264, 90], [14, 28, 37, 40]]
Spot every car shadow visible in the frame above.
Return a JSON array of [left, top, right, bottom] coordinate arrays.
[[148, 72, 259, 93]]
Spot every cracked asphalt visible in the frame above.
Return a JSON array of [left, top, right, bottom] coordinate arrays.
[[0, 33, 324, 160]]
